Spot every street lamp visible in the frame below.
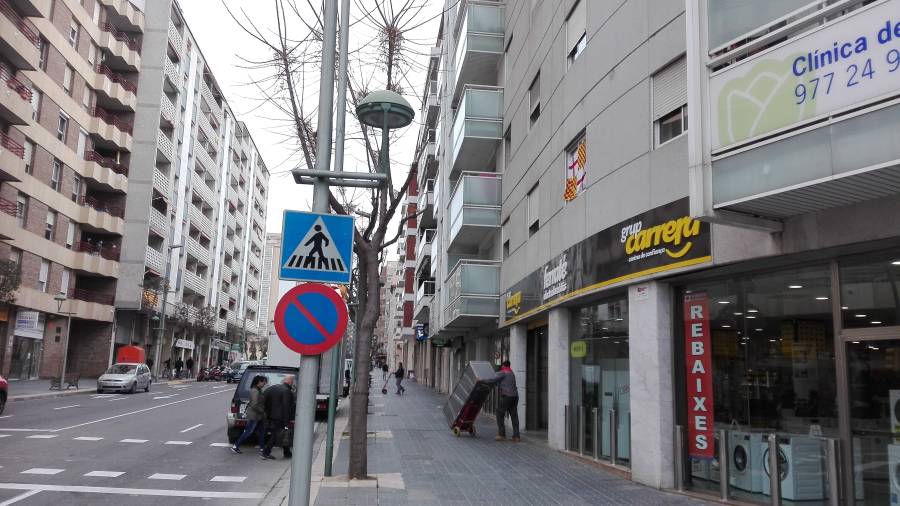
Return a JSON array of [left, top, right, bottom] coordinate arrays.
[[155, 243, 182, 379], [54, 292, 75, 389], [354, 90, 415, 176]]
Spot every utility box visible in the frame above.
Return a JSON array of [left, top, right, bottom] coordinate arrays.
[[116, 345, 146, 364]]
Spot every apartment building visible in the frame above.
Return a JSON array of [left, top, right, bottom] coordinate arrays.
[[258, 232, 281, 345], [382, 259, 405, 370], [114, 0, 269, 373], [410, 0, 900, 503], [0, 0, 142, 379]]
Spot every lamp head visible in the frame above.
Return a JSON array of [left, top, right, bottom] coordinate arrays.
[[355, 90, 415, 129]]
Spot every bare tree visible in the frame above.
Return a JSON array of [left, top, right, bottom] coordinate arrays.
[[225, 0, 434, 478]]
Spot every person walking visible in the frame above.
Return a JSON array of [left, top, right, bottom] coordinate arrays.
[[382, 363, 389, 381], [163, 358, 171, 379], [486, 360, 520, 442], [175, 358, 184, 379], [394, 362, 406, 395], [186, 356, 194, 378], [261, 375, 295, 460], [231, 375, 268, 454]]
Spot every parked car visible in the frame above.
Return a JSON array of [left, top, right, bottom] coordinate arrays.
[[226, 361, 262, 383], [227, 365, 297, 444], [0, 373, 7, 415], [97, 363, 152, 393]]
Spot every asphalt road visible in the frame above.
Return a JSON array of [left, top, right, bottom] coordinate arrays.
[[0, 380, 295, 505]]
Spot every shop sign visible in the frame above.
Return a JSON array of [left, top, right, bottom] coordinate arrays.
[[503, 198, 711, 324], [212, 338, 230, 351], [14, 310, 45, 340], [431, 338, 451, 348], [415, 324, 428, 341], [710, 1, 900, 150], [570, 340, 587, 358], [175, 338, 195, 351], [231, 343, 242, 353], [683, 292, 714, 459]]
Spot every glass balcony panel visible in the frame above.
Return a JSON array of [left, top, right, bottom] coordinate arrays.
[[452, 2, 504, 102], [450, 87, 503, 178]]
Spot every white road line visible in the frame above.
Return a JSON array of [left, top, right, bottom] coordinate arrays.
[[52, 405, 79, 410], [73, 436, 103, 441], [209, 442, 231, 447], [210, 476, 246, 483], [119, 439, 148, 443], [148, 473, 185, 480], [84, 471, 125, 478], [21, 468, 64, 475], [90, 394, 114, 399], [0, 435, 10, 438], [163, 440, 191, 445], [180, 423, 203, 433], [0, 489, 41, 505], [0, 415, 13, 419], [25, 435, 57, 439], [0, 483, 264, 500], [107, 397, 127, 402], [152, 395, 175, 400]]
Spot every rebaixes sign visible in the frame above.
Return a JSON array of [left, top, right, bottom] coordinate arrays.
[[683, 292, 714, 460]]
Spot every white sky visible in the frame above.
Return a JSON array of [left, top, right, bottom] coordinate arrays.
[[178, 1, 442, 238]]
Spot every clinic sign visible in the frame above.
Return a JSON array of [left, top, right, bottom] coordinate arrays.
[[683, 292, 714, 460], [710, 1, 900, 150]]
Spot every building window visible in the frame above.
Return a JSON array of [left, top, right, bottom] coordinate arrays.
[[71, 175, 82, 202], [88, 42, 96, 67], [60, 268, 70, 295], [51, 159, 63, 191], [45, 211, 57, 240], [652, 56, 688, 147], [566, 0, 586, 65], [38, 37, 49, 70], [16, 193, 28, 228], [66, 221, 75, 248], [501, 218, 510, 259], [526, 183, 539, 236], [38, 260, 50, 292], [31, 88, 41, 121], [69, 20, 80, 48], [57, 112, 69, 142], [503, 126, 512, 169], [63, 65, 73, 95], [77, 129, 87, 157], [24, 140, 35, 174], [9, 247, 22, 265], [529, 72, 541, 126]]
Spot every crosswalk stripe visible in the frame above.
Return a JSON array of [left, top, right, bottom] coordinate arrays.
[[85, 471, 125, 478], [22, 468, 64, 475], [209, 443, 231, 447], [148, 473, 185, 481], [73, 437, 104, 441], [26, 435, 57, 439], [119, 439, 148, 443], [164, 440, 191, 445], [210, 476, 246, 483]]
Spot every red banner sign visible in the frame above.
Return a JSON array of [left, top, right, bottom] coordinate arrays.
[[684, 292, 714, 459]]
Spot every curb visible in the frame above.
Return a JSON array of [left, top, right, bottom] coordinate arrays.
[[8, 379, 197, 403]]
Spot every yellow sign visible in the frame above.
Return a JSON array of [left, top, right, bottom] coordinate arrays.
[[624, 216, 702, 259], [570, 340, 587, 358], [505, 291, 522, 316]]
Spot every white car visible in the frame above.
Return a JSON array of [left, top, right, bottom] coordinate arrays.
[[97, 363, 151, 394]]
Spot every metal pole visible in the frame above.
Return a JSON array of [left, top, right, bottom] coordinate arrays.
[[324, 0, 352, 475], [825, 438, 840, 506], [289, 0, 337, 503], [563, 405, 568, 451], [609, 408, 617, 466], [578, 405, 585, 456], [158, 248, 174, 377], [674, 425, 685, 492], [592, 407, 599, 461], [59, 312, 71, 387], [768, 434, 781, 505], [718, 429, 729, 501]]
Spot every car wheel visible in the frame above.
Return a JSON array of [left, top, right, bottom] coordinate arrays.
[[0, 392, 6, 416], [145, 380, 151, 393], [129, 382, 136, 394]]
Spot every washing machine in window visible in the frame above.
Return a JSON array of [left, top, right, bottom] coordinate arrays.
[[690, 435, 721, 483], [761, 435, 825, 501], [889, 444, 900, 506], [729, 431, 763, 493]]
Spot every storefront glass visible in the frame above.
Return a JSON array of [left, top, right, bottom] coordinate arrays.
[[484, 334, 509, 417], [568, 296, 629, 464], [840, 251, 900, 329], [679, 264, 837, 505]]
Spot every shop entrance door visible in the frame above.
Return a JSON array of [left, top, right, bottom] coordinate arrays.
[[10, 336, 41, 379], [526, 326, 548, 431]]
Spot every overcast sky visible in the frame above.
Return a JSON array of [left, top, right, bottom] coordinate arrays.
[[177, 1, 442, 238]]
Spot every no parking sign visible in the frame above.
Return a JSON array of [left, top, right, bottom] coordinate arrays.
[[274, 283, 348, 356]]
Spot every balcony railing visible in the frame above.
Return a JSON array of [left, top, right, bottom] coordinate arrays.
[[168, 22, 183, 56], [189, 205, 213, 233], [148, 206, 167, 236], [450, 86, 503, 178], [183, 270, 207, 294], [69, 287, 115, 306], [452, 1, 504, 101], [417, 228, 435, 260], [157, 130, 174, 161], [0, 131, 24, 158], [186, 237, 210, 264], [444, 260, 500, 325], [90, 107, 133, 135], [416, 280, 435, 303], [79, 195, 124, 218], [153, 168, 170, 197], [447, 172, 501, 250], [84, 150, 128, 176], [0, 195, 17, 216], [95, 64, 137, 93], [145, 247, 163, 273], [0, 66, 31, 101], [160, 92, 177, 128], [0, 0, 39, 47], [74, 241, 120, 261], [163, 55, 182, 90], [101, 22, 140, 52]]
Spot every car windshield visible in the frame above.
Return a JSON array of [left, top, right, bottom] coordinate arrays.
[[236, 370, 297, 399], [106, 365, 136, 374]]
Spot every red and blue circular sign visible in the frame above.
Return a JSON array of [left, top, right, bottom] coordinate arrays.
[[274, 283, 348, 355]]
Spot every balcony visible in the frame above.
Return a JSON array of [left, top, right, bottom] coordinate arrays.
[[419, 128, 437, 178], [153, 168, 171, 198], [84, 150, 128, 177], [89, 107, 133, 148], [189, 206, 214, 235], [200, 80, 223, 125], [148, 206, 168, 237], [0, 0, 40, 70], [0, 66, 32, 125], [97, 0, 144, 32], [94, 64, 137, 109], [157, 130, 174, 163], [452, 1, 504, 104], [192, 176, 215, 206], [194, 138, 216, 172], [447, 172, 501, 252], [160, 92, 177, 128], [163, 55, 182, 92], [0, 131, 25, 182], [443, 260, 500, 328], [186, 237, 210, 266], [245, 296, 258, 314], [416, 228, 435, 273], [99, 22, 141, 70], [168, 22, 184, 59], [450, 86, 503, 179], [73, 241, 120, 262], [69, 287, 115, 306], [183, 270, 207, 295], [424, 79, 439, 127], [79, 195, 124, 218], [420, 179, 435, 224], [414, 280, 435, 321], [197, 111, 218, 151]]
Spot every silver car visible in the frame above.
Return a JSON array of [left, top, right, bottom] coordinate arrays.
[[97, 363, 152, 394]]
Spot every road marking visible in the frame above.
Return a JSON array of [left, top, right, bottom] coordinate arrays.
[[84, 471, 125, 478], [53, 405, 80, 410], [90, 394, 114, 399], [119, 439, 148, 443], [21, 469, 64, 475], [213, 385, 230, 389], [180, 423, 203, 433], [0, 483, 264, 500], [107, 397, 127, 402], [73, 436, 103, 441], [148, 473, 185, 481], [210, 476, 246, 483], [152, 395, 175, 400], [0, 435, 10, 438], [25, 435, 57, 439], [163, 440, 191, 445], [0, 489, 41, 505], [0, 415, 13, 419], [209, 442, 230, 447]]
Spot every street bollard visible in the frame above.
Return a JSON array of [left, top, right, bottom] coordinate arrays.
[[719, 429, 728, 501], [674, 425, 685, 492], [609, 408, 618, 466], [592, 408, 599, 461], [578, 406, 585, 456], [768, 434, 781, 505]]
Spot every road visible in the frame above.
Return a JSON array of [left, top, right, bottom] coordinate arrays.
[[0, 380, 294, 505]]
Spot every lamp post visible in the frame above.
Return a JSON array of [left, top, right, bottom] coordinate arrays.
[[54, 293, 75, 388], [354, 90, 415, 176], [157, 243, 182, 379]]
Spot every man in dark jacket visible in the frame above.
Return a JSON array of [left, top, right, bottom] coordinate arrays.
[[486, 361, 520, 442], [262, 375, 295, 459]]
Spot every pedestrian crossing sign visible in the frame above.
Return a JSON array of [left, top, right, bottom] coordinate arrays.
[[280, 210, 355, 284]]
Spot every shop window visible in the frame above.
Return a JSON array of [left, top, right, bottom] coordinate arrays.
[[566, 0, 586, 66], [652, 56, 687, 147], [840, 250, 900, 328]]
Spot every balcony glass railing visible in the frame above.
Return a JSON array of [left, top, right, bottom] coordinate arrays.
[[450, 86, 503, 176], [444, 260, 500, 323], [417, 228, 435, 259], [448, 172, 501, 246], [453, 1, 504, 91], [416, 280, 435, 303]]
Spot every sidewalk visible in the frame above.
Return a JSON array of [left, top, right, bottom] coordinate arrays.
[[278, 373, 711, 506], [6, 377, 196, 402]]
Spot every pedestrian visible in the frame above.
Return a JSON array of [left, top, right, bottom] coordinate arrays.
[[175, 358, 184, 379], [186, 356, 194, 378], [231, 375, 268, 454], [262, 375, 294, 460], [382, 363, 389, 381], [485, 360, 520, 442], [394, 362, 406, 395], [163, 358, 171, 379]]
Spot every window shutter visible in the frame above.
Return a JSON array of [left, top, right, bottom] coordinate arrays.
[[566, 1, 586, 54], [652, 56, 687, 121]]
